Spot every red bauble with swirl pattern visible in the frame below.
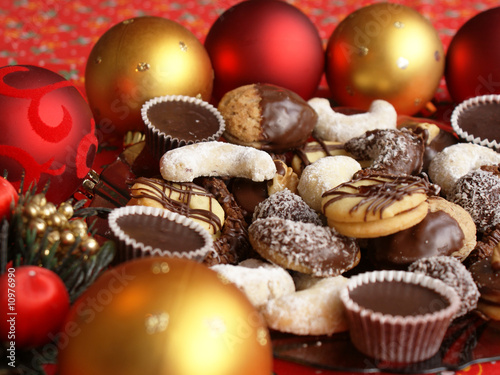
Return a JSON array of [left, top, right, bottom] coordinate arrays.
[[0, 65, 97, 204], [204, 0, 324, 102]]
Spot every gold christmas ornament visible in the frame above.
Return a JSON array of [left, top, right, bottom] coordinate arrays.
[[58, 257, 273, 375], [325, 3, 444, 115], [85, 16, 214, 137]]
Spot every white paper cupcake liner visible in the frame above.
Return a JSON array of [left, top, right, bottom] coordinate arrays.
[[141, 95, 225, 159], [451, 94, 500, 151], [108, 205, 214, 263], [340, 270, 460, 364]]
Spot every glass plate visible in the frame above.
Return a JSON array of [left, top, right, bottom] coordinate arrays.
[[272, 313, 500, 374]]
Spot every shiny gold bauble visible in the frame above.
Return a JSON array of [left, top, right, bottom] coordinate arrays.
[[85, 16, 214, 137], [325, 3, 444, 115], [58, 257, 273, 375]]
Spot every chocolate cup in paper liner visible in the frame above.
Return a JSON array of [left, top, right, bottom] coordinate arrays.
[[141, 95, 225, 159], [108, 205, 214, 263], [451, 94, 500, 151], [340, 270, 460, 364]]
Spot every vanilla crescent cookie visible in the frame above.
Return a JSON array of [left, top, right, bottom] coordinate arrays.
[[297, 155, 362, 212], [248, 217, 360, 277], [261, 275, 349, 335], [309, 98, 397, 143], [322, 173, 440, 238], [210, 258, 295, 309], [428, 143, 500, 197], [160, 141, 277, 182]]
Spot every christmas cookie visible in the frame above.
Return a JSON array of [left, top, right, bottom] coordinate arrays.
[[344, 128, 426, 175], [448, 164, 500, 233], [261, 275, 349, 336], [217, 83, 317, 152], [159, 141, 277, 182], [297, 155, 362, 212], [428, 143, 500, 197], [309, 98, 397, 143], [248, 217, 360, 277], [366, 196, 477, 269], [322, 173, 439, 238], [210, 258, 295, 309], [128, 177, 225, 238]]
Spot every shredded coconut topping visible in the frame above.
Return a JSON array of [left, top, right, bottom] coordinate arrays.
[[252, 189, 322, 225], [248, 217, 359, 277], [448, 167, 500, 232]]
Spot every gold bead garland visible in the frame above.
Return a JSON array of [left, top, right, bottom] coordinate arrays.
[[19, 193, 100, 260]]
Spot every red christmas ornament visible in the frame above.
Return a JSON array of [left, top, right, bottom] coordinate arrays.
[[204, 0, 324, 102], [0, 266, 70, 348], [0, 65, 97, 204], [0, 177, 18, 220], [445, 7, 500, 103]]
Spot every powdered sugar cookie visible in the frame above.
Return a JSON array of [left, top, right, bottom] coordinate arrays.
[[428, 143, 500, 197], [297, 155, 362, 212], [261, 275, 349, 335], [309, 98, 397, 143], [160, 141, 277, 182], [211, 258, 295, 309]]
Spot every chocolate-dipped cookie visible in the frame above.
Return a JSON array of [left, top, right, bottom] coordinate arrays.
[[218, 83, 317, 152]]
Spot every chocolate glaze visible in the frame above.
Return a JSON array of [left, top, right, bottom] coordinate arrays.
[[116, 213, 205, 251], [350, 280, 449, 316], [147, 100, 220, 141], [228, 160, 286, 220], [129, 177, 223, 234], [322, 174, 439, 221], [367, 211, 465, 269], [470, 256, 500, 299], [458, 101, 500, 144], [402, 123, 458, 172], [229, 178, 268, 219], [294, 138, 346, 170], [257, 84, 317, 152]]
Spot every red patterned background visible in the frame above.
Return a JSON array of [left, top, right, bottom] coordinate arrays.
[[1, 1, 499, 374]]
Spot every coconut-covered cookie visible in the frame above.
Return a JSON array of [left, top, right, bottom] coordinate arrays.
[[344, 128, 426, 175], [252, 189, 322, 226], [248, 217, 360, 277], [448, 164, 500, 232]]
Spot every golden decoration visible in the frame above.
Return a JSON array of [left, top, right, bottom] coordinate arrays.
[[325, 3, 444, 115], [85, 16, 214, 137], [58, 257, 273, 375]]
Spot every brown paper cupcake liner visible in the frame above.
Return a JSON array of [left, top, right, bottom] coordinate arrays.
[[108, 205, 214, 263], [340, 270, 460, 364], [141, 95, 226, 159], [451, 94, 500, 151]]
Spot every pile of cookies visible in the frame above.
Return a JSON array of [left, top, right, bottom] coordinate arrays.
[[107, 83, 500, 362]]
